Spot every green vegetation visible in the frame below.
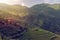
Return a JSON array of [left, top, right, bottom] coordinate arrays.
[[25, 27, 54, 40], [0, 3, 60, 40]]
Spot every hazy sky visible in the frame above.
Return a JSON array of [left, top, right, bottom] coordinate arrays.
[[0, 0, 60, 7]]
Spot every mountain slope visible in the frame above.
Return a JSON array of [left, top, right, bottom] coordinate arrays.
[[26, 4, 60, 35]]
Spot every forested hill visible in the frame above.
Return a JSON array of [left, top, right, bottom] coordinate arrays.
[[0, 3, 60, 40], [27, 4, 60, 35]]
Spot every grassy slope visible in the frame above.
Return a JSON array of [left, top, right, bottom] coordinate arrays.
[[25, 27, 55, 40]]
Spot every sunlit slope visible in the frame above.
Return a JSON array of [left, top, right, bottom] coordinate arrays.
[[49, 4, 60, 10], [0, 3, 29, 18], [5, 5, 29, 17]]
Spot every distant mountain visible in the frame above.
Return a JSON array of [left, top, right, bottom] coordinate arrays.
[[31, 4, 60, 10]]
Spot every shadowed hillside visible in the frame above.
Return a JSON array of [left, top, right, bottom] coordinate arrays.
[[28, 4, 60, 35]]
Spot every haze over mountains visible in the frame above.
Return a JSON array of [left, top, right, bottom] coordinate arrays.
[[0, 0, 60, 7]]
